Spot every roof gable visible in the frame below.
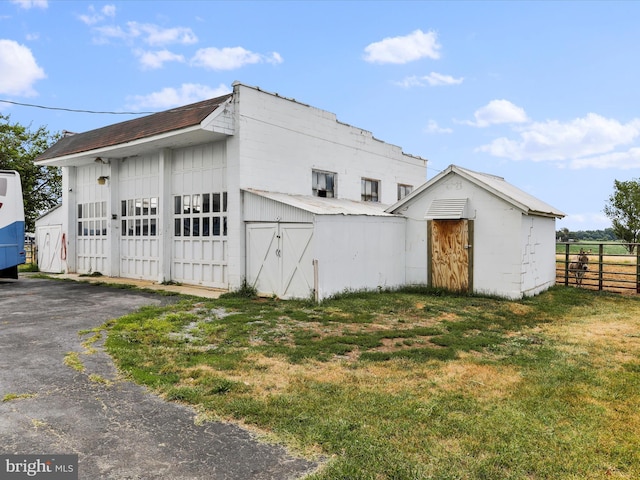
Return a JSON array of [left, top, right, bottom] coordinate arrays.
[[387, 164, 565, 218], [36, 93, 233, 162]]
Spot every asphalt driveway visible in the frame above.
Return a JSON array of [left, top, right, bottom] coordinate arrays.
[[0, 277, 316, 479]]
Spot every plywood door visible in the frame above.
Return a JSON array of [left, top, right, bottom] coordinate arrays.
[[429, 219, 472, 293], [246, 223, 314, 299]]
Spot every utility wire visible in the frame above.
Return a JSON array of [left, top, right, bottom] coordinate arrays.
[[0, 98, 156, 115]]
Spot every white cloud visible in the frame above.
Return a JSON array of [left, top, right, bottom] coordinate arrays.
[[558, 212, 610, 229], [396, 72, 463, 88], [477, 113, 640, 165], [92, 21, 197, 46], [0, 39, 46, 96], [425, 120, 453, 134], [127, 22, 197, 46], [126, 83, 231, 110], [364, 29, 441, 64], [136, 49, 184, 70], [11, 0, 47, 9], [465, 99, 529, 128], [191, 46, 283, 70], [78, 4, 116, 26], [568, 147, 640, 169]]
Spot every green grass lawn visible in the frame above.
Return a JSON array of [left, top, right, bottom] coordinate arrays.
[[101, 286, 640, 479]]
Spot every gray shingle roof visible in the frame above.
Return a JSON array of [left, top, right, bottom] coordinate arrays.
[[36, 93, 232, 162]]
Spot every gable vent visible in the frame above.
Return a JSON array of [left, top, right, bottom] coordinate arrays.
[[424, 198, 469, 219]]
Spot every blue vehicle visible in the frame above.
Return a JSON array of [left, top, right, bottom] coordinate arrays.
[[0, 170, 26, 279]]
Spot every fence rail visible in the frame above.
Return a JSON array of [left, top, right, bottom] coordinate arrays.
[[556, 242, 640, 294]]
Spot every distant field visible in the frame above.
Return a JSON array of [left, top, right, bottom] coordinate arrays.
[[556, 242, 634, 256]]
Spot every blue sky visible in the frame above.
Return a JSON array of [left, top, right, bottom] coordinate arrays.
[[2, 0, 639, 231]]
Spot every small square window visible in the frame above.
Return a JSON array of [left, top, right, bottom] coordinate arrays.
[[361, 178, 380, 202], [312, 170, 336, 198], [397, 184, 413, 201]]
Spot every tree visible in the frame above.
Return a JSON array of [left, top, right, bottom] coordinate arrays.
[[0, 114, 61, 231], [556, 227, 570, 242], [603, 179, 640, 253]]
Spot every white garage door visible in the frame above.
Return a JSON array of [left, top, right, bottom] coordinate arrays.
[[172, 192, 228, 287], [171, 143, 228, 288], [119, 156, 161, 279], [246, 223, 314, 299]]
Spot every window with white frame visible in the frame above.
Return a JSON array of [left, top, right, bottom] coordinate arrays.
[[361, 178, 380, 202], [120, 197, 158, 237], [397, 184, 413, 200], [174, 192, 227, 237], [312, 170, 336, 198], [78, 201, 107, 237]]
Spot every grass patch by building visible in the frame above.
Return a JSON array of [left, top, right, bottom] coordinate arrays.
[[104, 286, 640, 479]]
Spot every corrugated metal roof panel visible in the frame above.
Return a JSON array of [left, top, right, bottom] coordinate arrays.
[[387, 164, 565, 218], [425, 198, 469, 219], [244, 189, 396, 217]]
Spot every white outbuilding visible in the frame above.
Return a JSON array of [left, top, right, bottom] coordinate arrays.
[[387, 165, 565, 299]]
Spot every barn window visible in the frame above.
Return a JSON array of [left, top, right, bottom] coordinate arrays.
[[174, 192, 228, 238], [361, 178, 380, 202], [121, 197, 158, 237], [397, 184, 413, 200], [312, 170, 336, 198], [78, 201, 107, 237]]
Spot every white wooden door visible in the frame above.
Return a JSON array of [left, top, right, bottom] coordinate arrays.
[[36, 225, 63, 273], [246, 223, 314, 299]]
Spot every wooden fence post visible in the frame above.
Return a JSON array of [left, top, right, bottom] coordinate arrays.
[[564, 243, 570, 286], [598, 244, 604, 291], [637, 246, 640, 294]]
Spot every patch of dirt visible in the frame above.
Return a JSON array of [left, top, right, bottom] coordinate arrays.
[[429, 360, 523, 400]]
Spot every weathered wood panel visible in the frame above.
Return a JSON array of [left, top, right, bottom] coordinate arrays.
[[430, 219, 469, 292]]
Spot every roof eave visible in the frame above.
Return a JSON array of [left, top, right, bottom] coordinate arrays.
[[36, 125, 225, 167]]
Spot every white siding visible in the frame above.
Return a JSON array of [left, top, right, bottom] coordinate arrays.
[[314, 215, 406, 299], [520, 215, 557, 296]]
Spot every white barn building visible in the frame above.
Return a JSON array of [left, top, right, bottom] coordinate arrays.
[[36, 83, 564, 300], [35, 82, 426, 299]]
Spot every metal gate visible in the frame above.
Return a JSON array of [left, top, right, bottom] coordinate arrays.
[[246, 223, 314, 299], [428, 219, 473, 293]]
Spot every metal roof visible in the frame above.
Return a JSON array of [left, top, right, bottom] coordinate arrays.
[[388, 164, 565, 218], [244, 189, 396, 216]]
